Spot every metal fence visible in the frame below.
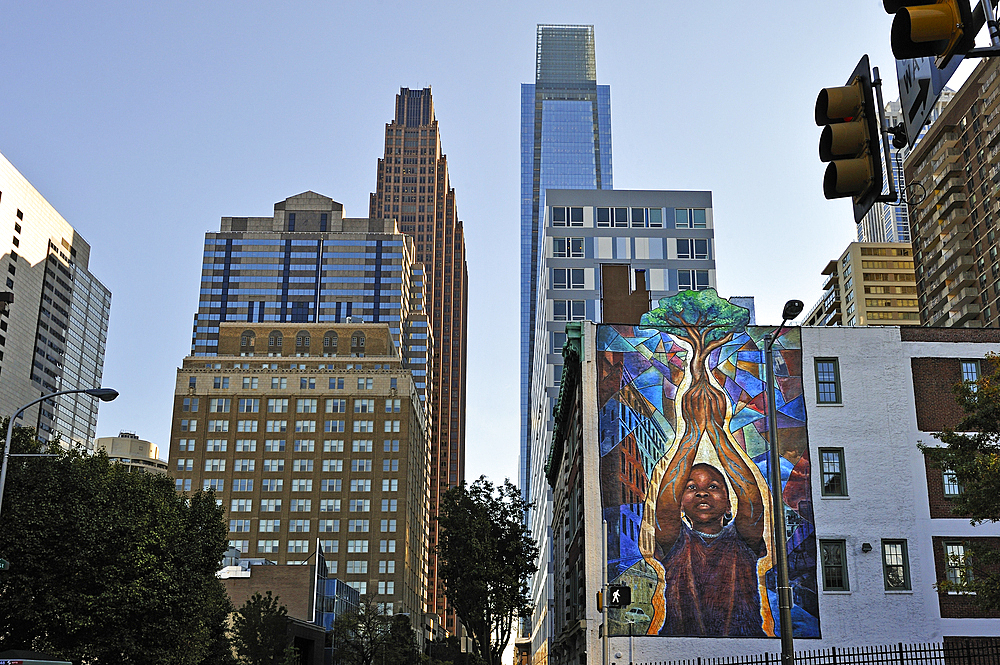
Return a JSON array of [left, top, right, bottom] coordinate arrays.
[[633, 639, 1000, 665]]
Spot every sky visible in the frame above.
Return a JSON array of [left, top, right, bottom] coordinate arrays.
[[0, 2, 982, 484]]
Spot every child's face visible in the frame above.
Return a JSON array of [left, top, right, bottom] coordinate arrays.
[[680, 466, 729, 532]]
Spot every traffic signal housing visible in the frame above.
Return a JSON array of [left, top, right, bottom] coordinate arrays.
[[816, 55, 884, 224], [885, 0, 975, 65]]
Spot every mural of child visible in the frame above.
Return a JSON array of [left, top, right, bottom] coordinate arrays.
[[654, 448, 768, 636]]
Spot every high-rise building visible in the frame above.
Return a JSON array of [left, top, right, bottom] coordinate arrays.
[[521, 26, 613, 510], [189, 191, 429, 377], [802, 242, 920, 327], [858, 91, 954, 244], [0, 150, 111, 448], [369, 87, 468, 631], [524, 189, 719, 662], [171, 321, 429, 619], [905, 58, 1000, 328]]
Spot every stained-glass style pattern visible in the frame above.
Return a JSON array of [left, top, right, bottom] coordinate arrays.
[[598, 289, 819, 639]]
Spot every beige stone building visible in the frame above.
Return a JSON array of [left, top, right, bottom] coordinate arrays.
[[803, 242, 919, 327], [170, 321, 429, 618]]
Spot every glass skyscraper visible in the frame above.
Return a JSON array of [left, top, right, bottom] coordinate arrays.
[[518, 24, 612, 662], [520, 24, 612, 508]]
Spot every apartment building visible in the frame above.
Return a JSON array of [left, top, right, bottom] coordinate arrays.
[[170, 322, 429, 617], [803, 242, 919, 327]]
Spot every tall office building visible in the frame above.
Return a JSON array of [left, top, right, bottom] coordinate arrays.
[[369, 88, 468, 631], [179, 194, 433, 616], [858, 92, 954, 244], [905, 58, 1000, 327], [172, 321, 430, 619], [189, 191, 429, 376], [520, 22, 612, 521], [0, 151, 111, 448]]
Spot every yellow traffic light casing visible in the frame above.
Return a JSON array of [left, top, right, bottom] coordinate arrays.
[[815, 55, 884, 223], [596, 591, 603, 612], [884, 0, 975, 66]]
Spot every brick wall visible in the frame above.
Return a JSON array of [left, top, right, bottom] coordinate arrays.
[[923, 452, 971, 520], [932, 536, 1000, 618], [900, 328, 1000, 343], [223, 565, 315, 621], [910, 358, 965, 432]]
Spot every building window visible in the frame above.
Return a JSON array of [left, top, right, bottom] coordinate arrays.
[[943, 471, 964, 497], [962, 359, 981, 392], [551, 206, 583, 227], [675, 208, 708, 229], [882, 540, 910, 590], [552, 300, 586, 321], [819, 448, 847, 496], [819, 540, 848, 590], [945, 542, 972, 587], [677, 238, 710, 260], [677, 269, 709, 292], [553, 238, 584, 258], [552, 268, 585, 290], [815, 358, 842, 404]]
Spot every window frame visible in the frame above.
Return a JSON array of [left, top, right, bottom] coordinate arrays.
[[881, 539, 911, 591], [819, 447, 848, 497], [819, 539, 849, 591], [814, 357, 842, 405]]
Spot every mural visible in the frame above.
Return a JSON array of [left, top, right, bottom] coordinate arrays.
[[598, 289, 818, 639]]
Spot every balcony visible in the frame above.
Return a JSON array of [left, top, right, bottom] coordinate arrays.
[[941, 224, 970, 251], [939, 193, 968, 216], [938, 206, 970, 235], [948, 302, 982, 327], [952, 287, 979, 307]]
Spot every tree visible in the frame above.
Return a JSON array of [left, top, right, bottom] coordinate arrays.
[[923, 353, 1000, 607], [436, 477, 538, 665], [0, 424, 232, 664], [231, 591, 296, 665], [330, 597, 397, 665]]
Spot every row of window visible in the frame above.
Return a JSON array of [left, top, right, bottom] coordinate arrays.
[[186, 376, 392, 393], [177, 439, 400, 455], [814, 358, 980, 405], [228, 498, 399, 513], [191, 458, 382, 473], [189, 477, 401, 493], [549, 237, 710, 259], [179, 419, 402, 433], [549, 206, 707, 229], [820, 539, 970, 591]]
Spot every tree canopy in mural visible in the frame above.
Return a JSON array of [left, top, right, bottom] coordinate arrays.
[[641, 289, 751, 348]]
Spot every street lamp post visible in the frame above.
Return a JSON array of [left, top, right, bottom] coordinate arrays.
[[0, 387, 119, 521], [763, 300, 803, 665]]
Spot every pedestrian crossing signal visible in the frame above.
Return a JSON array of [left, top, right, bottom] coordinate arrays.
[[607, 585, 631, 608]]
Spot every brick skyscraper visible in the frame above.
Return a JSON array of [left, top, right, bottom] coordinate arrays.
[[370, 87, 468, 632]]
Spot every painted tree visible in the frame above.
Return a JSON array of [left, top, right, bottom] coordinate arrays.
[[645, 290, 767, 581], [437, 477, 538, 665]]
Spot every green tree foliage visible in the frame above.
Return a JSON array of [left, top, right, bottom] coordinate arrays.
[[437, 477, 538, 665], [923, 353, 1000, 607], [331, 598, 397, 665], [0, 424, 232, 664], [231, 591, 296, 665], [640, 288, 750, 347]]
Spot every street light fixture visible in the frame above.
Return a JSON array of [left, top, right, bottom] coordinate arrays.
[[0, 387, 119, 521], [763, 300, 803, 665]]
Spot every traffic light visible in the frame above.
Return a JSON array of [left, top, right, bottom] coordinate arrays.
[[815, 55, 884, 223], [884, 0, 975, 65]]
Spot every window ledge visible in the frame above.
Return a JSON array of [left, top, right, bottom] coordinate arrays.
[[820, 495, 851, 500], [822, 590, 852, 595], [885, 590, 913, 594], [814, 403, 844, 407]]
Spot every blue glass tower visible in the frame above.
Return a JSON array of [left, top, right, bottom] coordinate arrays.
[[520, 24, 612, 507]]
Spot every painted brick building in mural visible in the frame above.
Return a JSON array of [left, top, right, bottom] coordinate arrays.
[[545, 298, 1000, 665]]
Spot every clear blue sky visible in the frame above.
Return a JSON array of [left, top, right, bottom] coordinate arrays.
[[0, 1, 975, 482]]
